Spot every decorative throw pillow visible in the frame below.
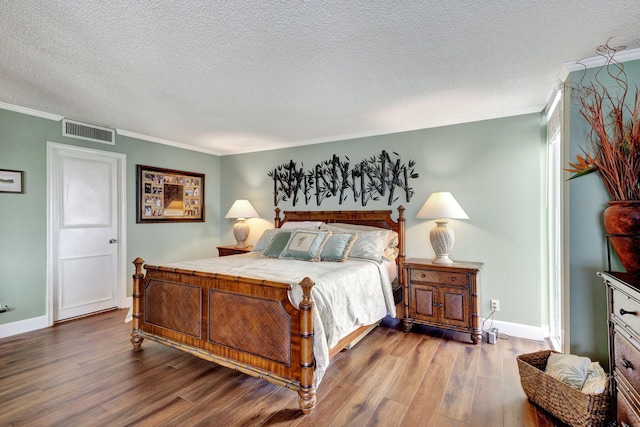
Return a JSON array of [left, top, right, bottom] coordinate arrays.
[[320, 233, 358, 262], [262, 231, 292, 258], [581, 361, 607, 394], [322, 224, 397, 262], [279, 230, 330, 262], [544, 353, 591, 390], [252, 229, 284, 254]]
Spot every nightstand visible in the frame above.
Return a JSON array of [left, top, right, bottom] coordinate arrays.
[[217, 245, 253, 257], [403, 258, 483, 344]]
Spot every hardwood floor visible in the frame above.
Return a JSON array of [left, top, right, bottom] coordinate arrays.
[[0, 309, 565, 426]]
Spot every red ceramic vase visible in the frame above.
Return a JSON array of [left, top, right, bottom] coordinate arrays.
[[603, 201, 640, 274]]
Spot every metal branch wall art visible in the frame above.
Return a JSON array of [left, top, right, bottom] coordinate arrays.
[[268, 150, 419, 207]]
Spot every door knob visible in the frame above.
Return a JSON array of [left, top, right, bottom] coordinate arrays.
[[109, 239, 118, 244]]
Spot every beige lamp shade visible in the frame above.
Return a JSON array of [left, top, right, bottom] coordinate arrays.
[[225, 199, 259, 219], [416, 192, 468, 264], [416, 192, 469, 220], [225, 200, 260, 248]]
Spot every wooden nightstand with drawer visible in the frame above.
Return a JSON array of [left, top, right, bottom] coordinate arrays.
[[600, 271, 640, 426], [403, 259, 483, 344], [217, 245, 253, 257]]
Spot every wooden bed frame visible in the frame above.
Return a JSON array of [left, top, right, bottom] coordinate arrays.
[[130, 206, 405, 413]]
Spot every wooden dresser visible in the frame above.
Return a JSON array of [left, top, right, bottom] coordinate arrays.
[[601, 271, 640, 426], [403, 259, 483, 344]]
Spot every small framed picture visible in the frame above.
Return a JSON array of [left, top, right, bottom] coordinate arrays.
[[0, 169, 24, 193]]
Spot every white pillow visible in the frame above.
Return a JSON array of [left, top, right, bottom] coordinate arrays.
[[581, 361, 607, 394], [322, 223, 397, 246], [544, 353, 591, 390], [349, 230, 390, 263], [324, 222, 384, 232], [280, 221, 325, 230], [383, 246, 400, 262]]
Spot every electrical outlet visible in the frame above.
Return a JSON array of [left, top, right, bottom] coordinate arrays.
[[491, 299, 500, 311]]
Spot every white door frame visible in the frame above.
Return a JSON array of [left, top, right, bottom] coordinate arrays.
[[545, 88, 567, 353], [46, 142, 127, 325]]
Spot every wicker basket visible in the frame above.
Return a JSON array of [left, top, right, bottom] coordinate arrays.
[[516, 350, 610, 427]]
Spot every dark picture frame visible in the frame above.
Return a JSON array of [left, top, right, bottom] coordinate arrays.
[[136, 165, 205, 223], [0, 169, 24, 193]]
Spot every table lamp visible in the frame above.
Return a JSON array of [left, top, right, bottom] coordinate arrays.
[[225, 199, 260, 248], [416, 192, 469, 264]]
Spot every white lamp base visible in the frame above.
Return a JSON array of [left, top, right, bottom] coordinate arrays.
[[429, 220, 455, 264], [232, 219, 249, 248]]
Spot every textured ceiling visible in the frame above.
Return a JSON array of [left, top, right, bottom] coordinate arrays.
[[2, 1, 640, 155]]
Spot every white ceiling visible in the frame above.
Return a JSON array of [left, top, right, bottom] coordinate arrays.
[[2, 1, 640, 156]]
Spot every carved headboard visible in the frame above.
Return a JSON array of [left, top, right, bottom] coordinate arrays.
[[274, 207, 406, 273]]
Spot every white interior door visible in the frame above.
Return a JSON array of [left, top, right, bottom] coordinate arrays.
[[48, 143, 125, 322]]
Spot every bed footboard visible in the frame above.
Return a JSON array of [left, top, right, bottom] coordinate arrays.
[[130, 257, 316, 413]]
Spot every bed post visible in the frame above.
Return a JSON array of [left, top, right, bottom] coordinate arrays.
[[397, 205, 406, 284], [298, 276, 316, 414], [274, 207, 281, 228], [130, 257, 145, 351]]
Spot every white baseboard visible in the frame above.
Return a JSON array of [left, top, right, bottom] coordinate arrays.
[[0, 298, 133, 340], [2, 307, 545, 342], [482, 318, 547, 341], [0, 315, 49, 339]]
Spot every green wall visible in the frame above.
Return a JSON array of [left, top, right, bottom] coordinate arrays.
[[0, 104, 552, 338], [220, 113, 546, 328], [5, 58, 637, 360], [567, 59, 640, 363], [0, 108, 221, 325]]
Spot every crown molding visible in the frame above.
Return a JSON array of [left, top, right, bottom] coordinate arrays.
[[559, 47, 640, 82], [0, 101, 220, 156], [0, 102, 64, 121], [115, 129, 222, 156]]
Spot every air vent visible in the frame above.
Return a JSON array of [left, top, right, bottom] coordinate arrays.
[[62, 119, 115, 145]]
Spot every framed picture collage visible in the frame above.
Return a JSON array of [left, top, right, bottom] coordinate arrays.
[[136, 165, 205, 223]]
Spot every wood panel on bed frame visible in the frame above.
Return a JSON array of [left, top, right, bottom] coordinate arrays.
[[130, 206, 405, 413]]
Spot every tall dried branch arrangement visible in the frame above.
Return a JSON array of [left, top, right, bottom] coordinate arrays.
[[566, 39, 640, 201]]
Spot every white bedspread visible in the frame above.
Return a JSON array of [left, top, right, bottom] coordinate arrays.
[[165, 253, 396, 385]]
